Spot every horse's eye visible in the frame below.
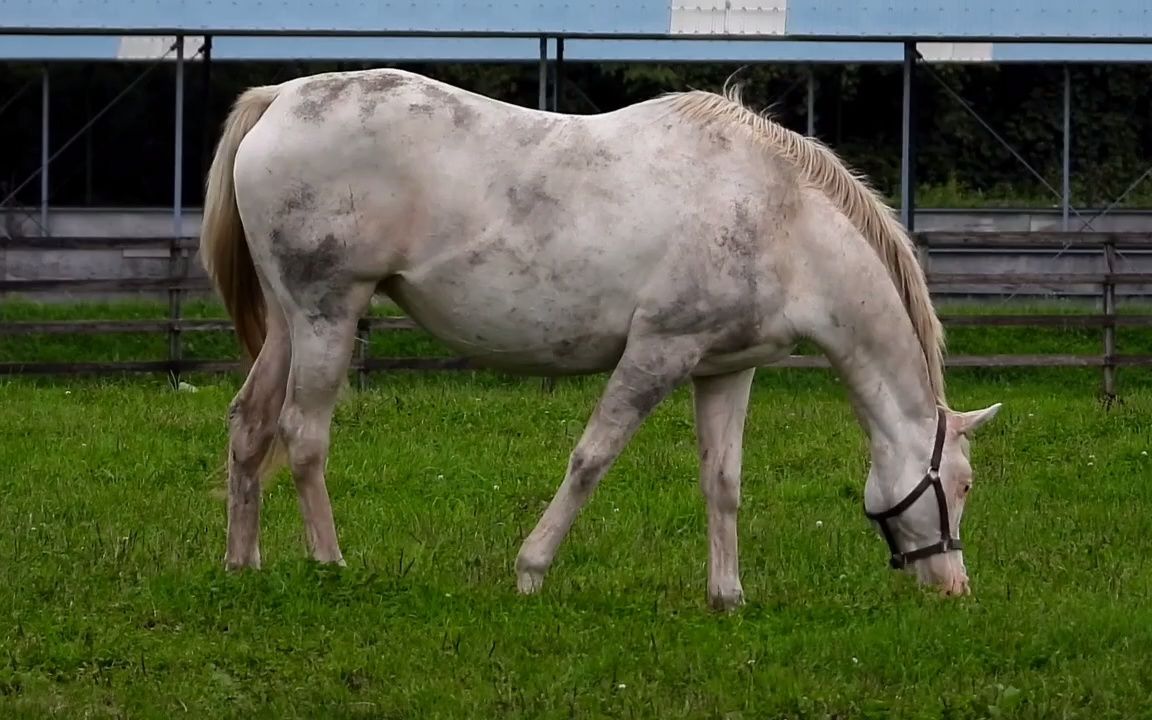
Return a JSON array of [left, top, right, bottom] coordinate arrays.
[[961, 483, 972, 496]]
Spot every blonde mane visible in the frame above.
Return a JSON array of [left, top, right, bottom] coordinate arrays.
[[664, 83, 947, 407]]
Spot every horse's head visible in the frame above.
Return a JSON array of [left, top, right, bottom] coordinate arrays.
[[864, 403, 1001, 596]]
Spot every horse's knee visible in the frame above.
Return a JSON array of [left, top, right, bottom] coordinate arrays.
[[229, 396, 277, 476], [278, 404, 329, 476], [702, 467, 741, 513], [567, 447, 608, 494]]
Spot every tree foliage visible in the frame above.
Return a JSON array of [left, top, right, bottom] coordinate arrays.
[[1, 59, 1149, 209]]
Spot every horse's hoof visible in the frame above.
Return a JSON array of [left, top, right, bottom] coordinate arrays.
[[517, 571, 545, 595], [313, 552, 346, 567], [516, 567, 546, 595], [708, 586, 745, 612], [223, 550, 261, 571]]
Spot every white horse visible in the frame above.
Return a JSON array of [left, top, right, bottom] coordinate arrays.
[[200, 68, 1001, 610]]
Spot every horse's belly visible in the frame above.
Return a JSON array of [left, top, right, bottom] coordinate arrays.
[[381, 271, 632, 375], [694, 342, 795, 376]]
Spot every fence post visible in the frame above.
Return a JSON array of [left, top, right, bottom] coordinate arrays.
[[355, 317, 370, 390], [1102, 237, 1117, 400], [169, 36, 186, 388], [168, 238, 185, 386]]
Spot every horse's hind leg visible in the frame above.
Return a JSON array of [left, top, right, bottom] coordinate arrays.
[[515, 335, 703, 594], [278, 282, 376, 565], [692, 368, 755, 611], [225, 296, 291, 570]]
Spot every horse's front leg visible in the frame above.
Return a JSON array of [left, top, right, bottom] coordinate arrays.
[[515, 336, 702, 595], [691, 368, 756, 611]]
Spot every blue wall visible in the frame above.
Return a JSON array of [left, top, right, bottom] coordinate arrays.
[[2, 0, 1151, 40]]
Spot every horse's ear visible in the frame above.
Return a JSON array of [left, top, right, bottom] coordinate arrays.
[[951, 403, 1002, 435]]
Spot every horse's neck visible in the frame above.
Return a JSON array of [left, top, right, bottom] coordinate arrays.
[[788, 215, 940, 504], [838, 341, 938, 507]]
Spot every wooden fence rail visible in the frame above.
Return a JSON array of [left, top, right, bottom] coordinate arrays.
[[914, 231, 1152, 249], [2, 231, 1152, 395], [916, 230, 1152, 395]]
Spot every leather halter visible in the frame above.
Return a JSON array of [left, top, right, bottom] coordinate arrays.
[[864, 408, 962, 570]]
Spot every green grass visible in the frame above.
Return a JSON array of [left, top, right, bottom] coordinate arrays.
[[2, 300, 1152, 717]]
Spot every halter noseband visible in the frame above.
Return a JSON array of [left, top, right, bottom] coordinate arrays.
[[864, 408, 962, 570]]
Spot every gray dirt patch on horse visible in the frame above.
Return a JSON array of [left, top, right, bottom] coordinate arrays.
[[506, 184, 560, 224], [420, 85, 479, 130], [278, 183, 318, 216], [292, 72, 411, 124]]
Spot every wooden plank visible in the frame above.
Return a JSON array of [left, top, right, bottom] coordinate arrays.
[[363, 316, 420, 331], [7, 232, 1152, 252], [0, 236, 199, 250], [943, 354, 1104, 367], [5, 232, 1152, 253], [943, 354, 1152, 367], [0, 357, 475, 375], [4, 314, 1151, 337], [0, 277, 212, 292], [938, 314, 1152, 328], [916, 231, 1152, 249], [928, 273, 1151, 286], [767, 355, 829, 368], [0, 316, 419, 335], [768, 354, 1152, 368], [0, 319, 234, 335], [360, 357, 476, 371], [0, 360, 241, 375], [4, 353, 1152, 376]]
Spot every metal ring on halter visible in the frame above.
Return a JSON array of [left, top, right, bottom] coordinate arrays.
[[863, 408, 963, 570]]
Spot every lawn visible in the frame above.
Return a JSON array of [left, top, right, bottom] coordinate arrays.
[[1, 300, 1151, 718]]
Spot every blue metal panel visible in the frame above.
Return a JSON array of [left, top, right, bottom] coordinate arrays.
[[211, 38, 905, 63], [0, 0, 671, 35], [1, 0, 1151, 39], [207, 37, 891, 62], [0, 35, 120, 59], [6, 34, 1152, 63], [991, 42, 1152, 62], [785, 0, 1152, 40], [211, 37, 543, 62], [564, 40, 903, 63], [0, 35, 903, 62]]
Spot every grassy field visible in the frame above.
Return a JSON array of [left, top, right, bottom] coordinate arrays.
[[2, 300, 1152, 718]]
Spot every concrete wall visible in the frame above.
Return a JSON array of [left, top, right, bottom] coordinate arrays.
[[3, 206, 1152, 302]]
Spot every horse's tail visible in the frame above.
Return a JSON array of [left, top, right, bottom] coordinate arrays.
[[199, 85, 281, 361]]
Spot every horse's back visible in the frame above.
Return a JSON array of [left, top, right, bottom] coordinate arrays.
[[233, 69, 800, 374]]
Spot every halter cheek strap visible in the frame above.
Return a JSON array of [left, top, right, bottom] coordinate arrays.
[[863, 408, 962, 570]]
